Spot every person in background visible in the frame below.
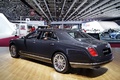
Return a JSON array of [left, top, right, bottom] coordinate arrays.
[[31, 26, 35, 32]]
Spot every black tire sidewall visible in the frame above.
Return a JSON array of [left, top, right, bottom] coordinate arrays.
[[10, 45, 19, 58]]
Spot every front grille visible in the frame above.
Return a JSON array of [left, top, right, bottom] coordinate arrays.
[[103, 48, 111, 55]]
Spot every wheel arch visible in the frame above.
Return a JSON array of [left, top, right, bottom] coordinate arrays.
[[9, 42, 16, 47]]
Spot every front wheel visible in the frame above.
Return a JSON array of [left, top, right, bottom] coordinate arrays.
[[52, 52, 70, 73], [10, 45, 20, 58]]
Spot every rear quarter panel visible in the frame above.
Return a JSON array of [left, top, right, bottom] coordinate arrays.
[[54, 41, 93, 63]]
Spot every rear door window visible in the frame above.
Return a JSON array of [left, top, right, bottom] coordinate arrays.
[[40, 31, 58, 40]]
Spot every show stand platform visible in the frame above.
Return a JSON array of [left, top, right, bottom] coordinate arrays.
[[103, 39, 120, 47], [0, 36, 18, 47]]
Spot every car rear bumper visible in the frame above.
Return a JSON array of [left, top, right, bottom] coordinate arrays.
[[70, 57, 113, 69]]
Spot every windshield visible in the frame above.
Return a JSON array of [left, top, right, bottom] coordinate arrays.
[[67, 31, 94, 39]]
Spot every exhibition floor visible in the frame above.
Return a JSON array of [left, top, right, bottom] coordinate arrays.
[[0, 47, 120, 80]]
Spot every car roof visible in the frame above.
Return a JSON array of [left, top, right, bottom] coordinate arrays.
[[38, 29, 81, 33]]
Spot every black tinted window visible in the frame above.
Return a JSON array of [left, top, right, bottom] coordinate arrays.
[[27, 31, 40, 39], [41, 31, 57, 40]]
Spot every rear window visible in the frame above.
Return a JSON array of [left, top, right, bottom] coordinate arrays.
[[67, 31, 93, 39]]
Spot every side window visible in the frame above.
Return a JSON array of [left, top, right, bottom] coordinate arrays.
[[41, 31, 58, 40], [27, 31, 40, 39], [51, 33, 58, 40]]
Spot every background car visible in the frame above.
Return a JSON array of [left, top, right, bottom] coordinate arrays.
[[9, 29, 113, 73], [109, 31, 120, 39]]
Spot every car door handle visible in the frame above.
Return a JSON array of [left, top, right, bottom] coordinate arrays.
[[50, 43, 54, 46]]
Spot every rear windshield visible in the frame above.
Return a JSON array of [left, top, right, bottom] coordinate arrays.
[[67, 31, 94, 39]]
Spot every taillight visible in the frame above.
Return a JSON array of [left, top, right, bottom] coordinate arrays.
[[88, 47, 98, 57]]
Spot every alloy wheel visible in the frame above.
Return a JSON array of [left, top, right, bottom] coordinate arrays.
[[53, 53, 68, 72], [10, 45, 17, 57]]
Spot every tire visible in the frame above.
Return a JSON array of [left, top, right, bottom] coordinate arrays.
[[52, 52, 70, 73], [10, 45, 20, 58]]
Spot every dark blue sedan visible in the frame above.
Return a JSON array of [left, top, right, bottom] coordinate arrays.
[[9, 29, 113, 73]]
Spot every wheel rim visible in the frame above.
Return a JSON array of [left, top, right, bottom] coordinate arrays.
[[10, 45, 16, 56], [53, 54, 66, 72]]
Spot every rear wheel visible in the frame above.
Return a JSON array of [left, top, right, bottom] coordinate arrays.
[[52, 52, 70, 73], [10, 45, 20, 58]]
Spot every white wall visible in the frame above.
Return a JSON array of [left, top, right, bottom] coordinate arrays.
[[82, 21, 120, 33], [0, 13, 16, 39]]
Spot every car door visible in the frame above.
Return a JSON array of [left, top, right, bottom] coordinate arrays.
[[34, 31, 58, 58], [24, 31, 41, 55], [15, 37, 26, 52]]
